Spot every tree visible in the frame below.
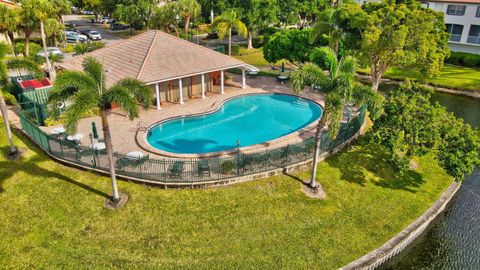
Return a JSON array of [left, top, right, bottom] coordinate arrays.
[[212, 10, 248, 56], [239, 0, 279, 50], [18, 0, 39, 56], [48, 57, 153, 204], [45, 18, 65, 47], [310, 8, 342, 53], [370, 81, 480, 179], [0, 42, 42, 157], [151, 2, 180, 37], [264, 28, 327, 67], [290, 51, 384, 188], [0, 5, 19, 55], [277, 0, 328, 28], [177, 0, 201, 39], [357, 0, 449, 90]]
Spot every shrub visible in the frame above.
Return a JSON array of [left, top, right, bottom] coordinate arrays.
[[253, 35, 265, 48], [1, 89, 17, 105], [221, 160, 235, 174], [445, 51, 480, 68], [231, 44, 241, 55], [89, 41, 105, 51], [62, 44, 75, 53], [74, 43, 90, 55]]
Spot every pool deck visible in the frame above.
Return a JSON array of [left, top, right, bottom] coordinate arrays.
[[42, 75, 326, 158]]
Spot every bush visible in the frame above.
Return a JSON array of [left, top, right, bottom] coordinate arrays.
[[253, 35, 265, 48], [74, 43, 90, 55], [62, 44, 75, 53], [231, 44, 241, 55], [221, 160, 235, 174], [89, 41, 105, 51], [1, 89, 17, 105], [445, 51, 480, 68]]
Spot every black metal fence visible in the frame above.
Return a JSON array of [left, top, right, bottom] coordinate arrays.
[[18, 108, 366, 184]]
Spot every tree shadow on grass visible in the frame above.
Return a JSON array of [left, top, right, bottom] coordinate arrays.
[[0, 131, 109, 199], [324, 140, 425, 193]]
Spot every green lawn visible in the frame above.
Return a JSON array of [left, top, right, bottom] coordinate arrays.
[[359, 64, 480, 92], [0, 122, 452, 269]]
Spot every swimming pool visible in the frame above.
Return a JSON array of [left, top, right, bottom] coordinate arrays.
[[146, 94, 323, 154]]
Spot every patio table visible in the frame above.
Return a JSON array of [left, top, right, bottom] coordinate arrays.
[[126, 151, 144, 158], [67, 133, 84, 142]]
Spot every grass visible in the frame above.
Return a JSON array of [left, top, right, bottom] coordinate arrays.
[[0, 122, 452, 269], [359, 64, 480, 92]]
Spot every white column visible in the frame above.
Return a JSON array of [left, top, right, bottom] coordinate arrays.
[[178, 79, 184, 104], [201, 74, 206, 99], [220, 70, 225, 94], [155, 83, 161, 110], [242, 70, 247, 89]]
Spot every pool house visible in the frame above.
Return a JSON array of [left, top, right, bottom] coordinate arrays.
[[59, 30, 259, 110]]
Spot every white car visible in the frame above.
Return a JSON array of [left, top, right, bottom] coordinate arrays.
[[65, 30, 88, 43], [37, 47, 63, 57], [88, 30, 102, 40]]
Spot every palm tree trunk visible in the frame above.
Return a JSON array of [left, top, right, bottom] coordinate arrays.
[[100, 109, 120, 202], [0, 92, 17, 155], [185, 16, 190, 40], [40, 22, 55, 81], [247, 32, 253, 50], [228, 27, 232, 56], [310, 117, 326, 188], [24, 30, 32, 56]]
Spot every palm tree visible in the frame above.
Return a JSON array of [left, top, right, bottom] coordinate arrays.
[[18, 0, 39, 57], [0, 42, 42, 156], [0, 5, 19, 56], [310, 8, 342, 54], [48, 57, 153, 204], [45, 18, 65, 47], [177, 0, 200, 39], [212, 10, 248, 56], [290, 48, 384, 189]]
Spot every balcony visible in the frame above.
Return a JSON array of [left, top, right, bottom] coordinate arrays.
[[467, 36, 480, 44], [449, 34, 462, 42]]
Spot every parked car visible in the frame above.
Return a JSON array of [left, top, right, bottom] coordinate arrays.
[[65, 30, 88, 43], [82, 10, 94, 15], [79, 29, 91, 36], [37, 47, 63, 57], [101, 17, 116, 24], [110, 23, 129, 31], [87, 30, 102, 40]]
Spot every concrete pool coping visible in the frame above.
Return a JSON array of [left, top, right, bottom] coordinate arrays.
[[136, 93, 324, 158]]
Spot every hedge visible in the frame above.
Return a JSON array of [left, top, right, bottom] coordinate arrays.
[[445, 51, 480, 68]]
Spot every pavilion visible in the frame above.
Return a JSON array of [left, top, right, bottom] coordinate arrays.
[[59, 30, 258, 110]]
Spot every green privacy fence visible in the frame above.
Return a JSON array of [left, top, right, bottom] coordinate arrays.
[[18, 108, 366, 185], [18, 87, 54, 125]]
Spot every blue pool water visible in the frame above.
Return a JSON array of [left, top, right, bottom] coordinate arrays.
[[146, 94, 323, 154]]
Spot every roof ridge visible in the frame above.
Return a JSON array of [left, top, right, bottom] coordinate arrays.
[[68, 30, 153, 61], [137, 30, 160, 80], [160, 31, 243, 60]]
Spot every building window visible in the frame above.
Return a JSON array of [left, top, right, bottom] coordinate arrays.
[[446, 5, 466, 16], [446, 24, 464, 42], [476, 6, 480, 17], [467, 25, 480, 44]]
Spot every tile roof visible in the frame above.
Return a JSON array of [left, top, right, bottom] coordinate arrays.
[[427, 0, 480, 3], [59, 30, 248, 87]]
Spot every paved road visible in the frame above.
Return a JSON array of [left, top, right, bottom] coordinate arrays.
[[64, 14, 126, 46]]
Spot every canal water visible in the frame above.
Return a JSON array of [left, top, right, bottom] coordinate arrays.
[[380, 92, 480, 269]]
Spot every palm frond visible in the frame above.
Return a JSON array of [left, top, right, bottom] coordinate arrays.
[[289, 63, 327, 94], [82, 56, 104, 89], [216, 22, 230, 40], [49, 70, 98, 105], [113, 78, 153, 109], [338, 55, 357, 77], [317, 47, 338, 78], [325, 93, 343, 140], [62, 88, 100, 134], [234, 20, 248, 38], [104, 85, 139, 120], [7, 58, 43, 78], [310, 21, 331, 44], [0, 42, 9, 59], [352, 85, 385, 120]]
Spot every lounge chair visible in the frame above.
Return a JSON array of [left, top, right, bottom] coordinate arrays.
[[115, 153, 150, 171], [169, 161, 185, 178], [197, 160, 210, 177]]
